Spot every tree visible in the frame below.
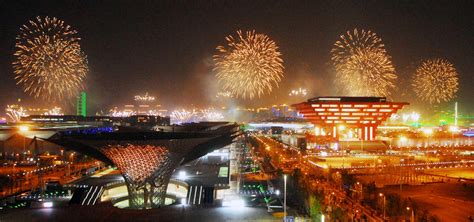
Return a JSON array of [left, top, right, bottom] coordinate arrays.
[[331, 207, 346, 221], [341, 169, 356, 195], [309, 194, 322, 222], [386, 193, 402, 216], [429, 215, 441, 222], [365, 181, 376, 195]]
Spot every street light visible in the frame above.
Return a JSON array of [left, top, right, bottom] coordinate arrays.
[[379, 193, 386, 219], [406, 207, 415, 222], [356, 182, 363, 200], [400, 158, 404, 191], [17, 126, 30, 161], [284, 174, 287, 220], [178, 171, 187, 180], [12, 163, 16, 174], [70, 152, 75, 163]]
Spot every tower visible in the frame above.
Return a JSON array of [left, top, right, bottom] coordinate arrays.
[[454, 101, 458, 126], [77, 91, 87, 117]]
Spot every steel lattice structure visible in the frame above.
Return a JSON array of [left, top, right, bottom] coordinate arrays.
[[101, 144, 172, 208]]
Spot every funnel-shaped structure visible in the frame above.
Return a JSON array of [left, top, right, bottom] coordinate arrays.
[[48, 123, 240, 209]]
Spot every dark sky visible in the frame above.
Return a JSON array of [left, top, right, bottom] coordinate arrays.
[[0, 0, 473, 115]]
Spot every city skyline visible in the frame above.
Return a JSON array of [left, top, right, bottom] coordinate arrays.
[[0, 1, 473, 114]]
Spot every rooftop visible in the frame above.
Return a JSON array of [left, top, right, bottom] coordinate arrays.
[[308, 96, 387, 103]]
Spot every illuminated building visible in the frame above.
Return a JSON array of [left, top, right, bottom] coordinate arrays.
[[77, 91, 87, 117], [134, 92, 155, 102], [114, 93, 167, 117], [47, 123, 239, 209], [21, 115, 170, 129], [6, 104, 64, 123], [288, 87, 308, 97], [293, 97, 408, 140]]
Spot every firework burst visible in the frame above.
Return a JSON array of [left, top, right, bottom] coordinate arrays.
[[44, 106, 64, 115], [170, 109, 197, 124], [331, 29, 397, 97], [412, 59, 459, 104], [200, 109, 224, 121], [13, 16, 88, 101], [5, 105, 28, 122], [109, 107, 136, 117], [215, 91, 233, 99], [214, 30, 284, 99]]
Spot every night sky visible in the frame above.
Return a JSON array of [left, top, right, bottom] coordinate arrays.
[[0, 0, 473, 115]]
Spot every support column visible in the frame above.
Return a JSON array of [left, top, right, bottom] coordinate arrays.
[[101, 144, 178, 209], [369, 126, 374, 141], [364, 126, 368, 141]]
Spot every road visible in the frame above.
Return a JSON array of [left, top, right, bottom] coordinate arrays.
[[0, 203, 278, 222], [383, 182, 474, 221], [251, 134, 384, 221], [0, 162, 99, 197]]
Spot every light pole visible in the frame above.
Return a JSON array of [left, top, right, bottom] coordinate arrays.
[[356, 182, 363, 200], [379, 193, 386, 219], [284, 174, 287, 220], [407, 207, 415, 222], [400, 158, 404, 191], [342, 141, 345, 169], [18, 125, 29, 161], [338, 125, 346, 168], [23, 136, 26, 160], [389, 137, 392, 151]]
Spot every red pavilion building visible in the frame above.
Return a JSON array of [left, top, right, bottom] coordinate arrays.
[[293, 97, 408, 141]]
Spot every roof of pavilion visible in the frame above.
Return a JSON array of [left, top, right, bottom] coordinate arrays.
[[45, 123, 241, 166]]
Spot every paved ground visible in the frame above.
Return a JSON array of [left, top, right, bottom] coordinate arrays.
[[0, 204, 278, 222], [383, 182, 474, 221], [72, 171, 123, 187], [172, 155, 230, 187], [426, 168, 474, 180], [410, 194, 474, 221], [1, 163, 99, 197]]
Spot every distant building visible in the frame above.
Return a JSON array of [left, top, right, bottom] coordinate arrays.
[[20, 115, 170, 129], [113, 92, 168, 117], [271, 126, 284, 135], [281, 134, 307, 150], [116, 115, 171, 129]]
